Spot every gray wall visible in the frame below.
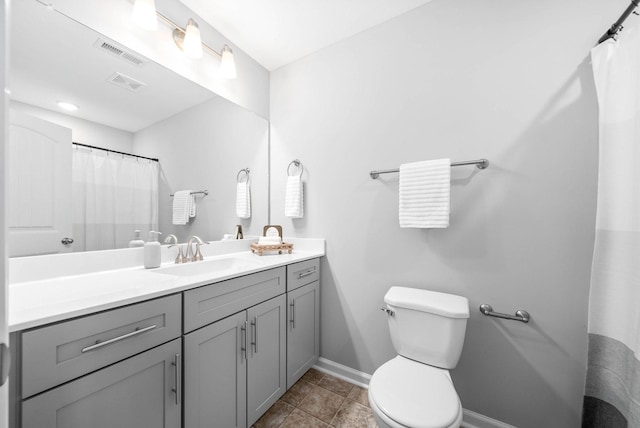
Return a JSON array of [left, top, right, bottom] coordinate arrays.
[[10, 101, 134, 153], [270, 0, 618, 426], [134, 96, 269, 243]]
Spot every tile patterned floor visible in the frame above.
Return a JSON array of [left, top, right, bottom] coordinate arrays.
[[252, 368, 378, 428]]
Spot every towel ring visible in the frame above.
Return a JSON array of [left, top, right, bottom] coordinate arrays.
[[237, 168, 250, 183], [287, 159, 304, 177]]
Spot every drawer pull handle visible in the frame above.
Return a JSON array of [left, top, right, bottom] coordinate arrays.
[[251, 318, 258, 354], [81, 324, 158, 353], [290, 301, 295, 329], [298, 269, 315, 279], [172, 353, 181, 405], [241, 321, 248, 362]]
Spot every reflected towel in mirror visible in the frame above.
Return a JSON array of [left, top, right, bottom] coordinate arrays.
[[173, 190, 192, 225], [236, 181, 251, 219]]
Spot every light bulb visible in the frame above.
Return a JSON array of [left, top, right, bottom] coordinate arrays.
[[57, 101, 78, 111], [220, 45, 237, 79], [183, 19, 203, 59], [132, 0, 157, 31]]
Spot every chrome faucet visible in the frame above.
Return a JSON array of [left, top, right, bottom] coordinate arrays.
[[169, 243, 188, 264], [187, 236, 207, 262], [164, 234, 178, 245]]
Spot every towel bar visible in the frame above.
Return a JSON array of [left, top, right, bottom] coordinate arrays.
[[370, 158, 489, 179], [169, 190, 208, 197]]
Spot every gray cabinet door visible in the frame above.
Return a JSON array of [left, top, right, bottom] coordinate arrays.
[[287, 281, 320, 388], [21, 338, 181, 428], [247, 295, 287, 427], [184, 311, 247, 428]]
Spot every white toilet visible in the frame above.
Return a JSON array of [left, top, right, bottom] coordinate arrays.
[[368, 287, 470, 428]]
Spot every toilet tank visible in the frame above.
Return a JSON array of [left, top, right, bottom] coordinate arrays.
[[384, 287, 469, 369]]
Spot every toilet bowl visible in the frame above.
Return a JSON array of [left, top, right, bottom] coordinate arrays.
[[368, 287, 469, 428], [368, 356, 462, 428]]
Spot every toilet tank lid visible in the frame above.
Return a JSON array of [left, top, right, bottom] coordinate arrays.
[[384, 287, 469, 318]]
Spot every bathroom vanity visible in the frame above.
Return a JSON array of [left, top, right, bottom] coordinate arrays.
[[7, 240, 323, 428]]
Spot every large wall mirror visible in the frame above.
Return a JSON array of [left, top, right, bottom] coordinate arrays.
[[8, 0, 268, 257]]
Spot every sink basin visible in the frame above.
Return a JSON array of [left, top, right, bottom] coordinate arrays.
[[153, 257, 261, 277]]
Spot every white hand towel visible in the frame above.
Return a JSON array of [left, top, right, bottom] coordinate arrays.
[[189, 194, 197, 218], [236, 182, 251, 219], [285, 175, 304, 218], [172, 190, 192, 225], [399, 159, 450, 228]]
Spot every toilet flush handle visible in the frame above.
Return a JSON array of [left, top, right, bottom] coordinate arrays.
[[380, 307, 395, 316]]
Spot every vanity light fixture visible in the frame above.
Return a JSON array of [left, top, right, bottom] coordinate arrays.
[[220, 45, 237, 79], [180, 18, 203, 59], [130, 2, 237, 79], [131, 0, 158, 31], [56, 101, 78, 111]]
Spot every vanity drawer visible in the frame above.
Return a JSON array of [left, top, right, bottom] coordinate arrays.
[[184, 267, 286, 333], [287, 259, 320, 291], [21, 294, 181, 398]]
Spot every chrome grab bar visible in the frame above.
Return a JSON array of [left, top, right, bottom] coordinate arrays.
[[479, 304, 530, 323], [81, 324, 158, 353]]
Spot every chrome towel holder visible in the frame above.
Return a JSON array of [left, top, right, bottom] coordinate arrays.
[[370, 158, 489, 179], [169, 190, 208, 198], [288, 159, 304, 176], [479, 304, 530, 323], [237, 168, 250, 183]]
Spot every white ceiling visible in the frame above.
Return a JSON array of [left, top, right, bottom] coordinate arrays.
[[179, 0, 435, 71]]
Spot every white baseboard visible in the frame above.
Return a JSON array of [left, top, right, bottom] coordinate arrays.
[[313, 357, 371, 389], [461, 409, 518, 428], [313, 358, 517, 428]]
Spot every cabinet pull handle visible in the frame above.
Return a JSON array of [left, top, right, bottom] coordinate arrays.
[[251, 318, 258, 354], [81, 324, 157, 353], [298, 269, 315, 279], [241, 321, 247, 362], [172, 353, 181, 405], [290, 301, 295, 329]]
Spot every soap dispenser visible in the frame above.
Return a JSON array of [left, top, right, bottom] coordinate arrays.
[[144, 231, 162, 269], [128, 230, 145, 248]]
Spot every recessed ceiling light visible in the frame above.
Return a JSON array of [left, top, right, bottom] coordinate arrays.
[[57, 101, 78, 111]]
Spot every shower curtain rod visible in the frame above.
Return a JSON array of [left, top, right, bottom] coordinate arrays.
[[73, 142, 159, 162], [598, 0, 640, 44]]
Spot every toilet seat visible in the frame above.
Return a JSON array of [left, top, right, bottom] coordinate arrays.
[[368, 356, 462, 428]]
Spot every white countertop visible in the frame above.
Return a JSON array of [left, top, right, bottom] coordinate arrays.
[[9, 238, 325, 332]]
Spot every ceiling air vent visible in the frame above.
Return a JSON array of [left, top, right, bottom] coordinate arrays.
[[93, 38, 146, 67], [107, 72, 147, 92]]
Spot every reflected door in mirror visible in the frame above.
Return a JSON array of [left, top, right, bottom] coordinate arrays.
[[8, 112, 72, 257]]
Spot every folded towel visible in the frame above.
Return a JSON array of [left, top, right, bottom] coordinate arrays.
[[189, 194, 196, 218], [173, 190, 192, 225], [236, 182, 251, 218], [258, 236, 282, 245], [285, 175, 304, 218], [399, 159, 450, 228]]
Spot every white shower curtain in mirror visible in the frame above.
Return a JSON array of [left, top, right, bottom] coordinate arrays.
[[584, 18, 640, 428], [72, 147, 159, 252]]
